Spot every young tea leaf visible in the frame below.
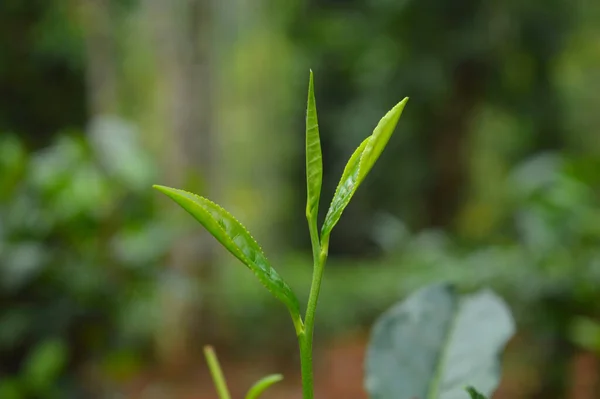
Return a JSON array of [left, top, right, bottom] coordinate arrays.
[[153, 185, 301, 330], [358, 98, 408, 183], [321, 137, 370, 239], [465, 386, 488, 399], [245, 374, 283, 399], [364, 283, 515, 399], [204, 346, 232, 399], [321, 97, 408, 239], [305, 70, 323, 225]]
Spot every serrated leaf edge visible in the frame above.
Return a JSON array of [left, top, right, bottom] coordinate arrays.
[[321, 98, 408, 239], [321, 137, 371, 238], [153, 185, 302, 329], [157, 186, 265, 266]]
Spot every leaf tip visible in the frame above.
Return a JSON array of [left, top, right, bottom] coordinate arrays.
[[395, 97, 409, 110], [152, 184, 171, 195], [465, 386, 487, 399]]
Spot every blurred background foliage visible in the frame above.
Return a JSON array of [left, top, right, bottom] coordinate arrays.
[[1, 0, 600, 398]]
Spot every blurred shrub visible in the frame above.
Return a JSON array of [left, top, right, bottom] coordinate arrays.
[[0, 120, 173, 397]]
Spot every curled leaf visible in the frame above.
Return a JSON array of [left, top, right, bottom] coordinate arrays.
[[154, 185, 301, 330], [245, 374, 283, 399], [305, 70, 323, 224], [203, 346, 232, 399]]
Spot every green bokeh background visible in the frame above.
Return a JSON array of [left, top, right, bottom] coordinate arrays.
[[1, 0, 600, 397]]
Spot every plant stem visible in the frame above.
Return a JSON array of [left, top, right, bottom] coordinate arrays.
[[203, 346, 232, 399], [308, 215, 321, 264], [299, 227, 329, 399], [298, 333, 314, 399]]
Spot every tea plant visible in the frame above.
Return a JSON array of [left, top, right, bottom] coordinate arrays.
[[154, 72, 514, 399]]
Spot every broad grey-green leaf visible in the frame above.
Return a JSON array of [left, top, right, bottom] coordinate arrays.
[[153, 185, 301, 328], [245, 374, 283, 399], [321, 137, 370, 238], [305, 70, 322, 223], [365, 283, 514, 399], [465, 387, 487, 399], [321, 98, 408, 240]]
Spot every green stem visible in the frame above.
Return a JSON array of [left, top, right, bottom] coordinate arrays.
[[299, 333, 314, 399], [307, 213, 321, 264], [299, 225, 329, 399], [203, 346, 232, 399]]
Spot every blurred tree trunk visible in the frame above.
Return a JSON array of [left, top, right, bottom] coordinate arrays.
[[78, 0, 219, 378], [116, 0, 296, 368], [78, 0, 119, 116], [214, 0, 299, 359], [426, 59, 487, 228], [216, 0, 295, 257], [144, 0, 217, 374]]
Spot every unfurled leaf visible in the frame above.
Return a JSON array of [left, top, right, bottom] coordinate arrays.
[[305, 70, 323, 225], [245, 374, 283, 399], [358, 98, 408, 183], [465, 386, 487, 399], [153, 185, 301, 328], [321, 97, 408, 239], [365, 283, 514, 399], [321, 137, 370, 239]]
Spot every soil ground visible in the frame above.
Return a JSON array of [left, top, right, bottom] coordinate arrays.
[[124, 334, 598, 399]]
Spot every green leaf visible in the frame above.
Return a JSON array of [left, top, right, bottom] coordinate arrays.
[[358, 98, 408, 183], [204, 346, 232, 399], [153, 185, 302, 329], [364, 283, 514, 399], [569, 315, 600, 353], [465, 386, 488, 399], [0, 377, 24, 399], [23, 339, 68, 393], [321, 137, 370, 238], [245, 374, 283, 399], [305, 70, 322, 224], [321, 98, 408, 239]]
